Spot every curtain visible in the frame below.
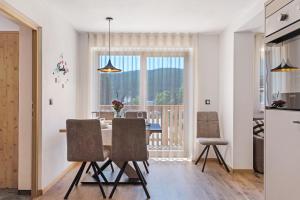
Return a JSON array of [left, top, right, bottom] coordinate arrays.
[[78, 33, 200, 159]]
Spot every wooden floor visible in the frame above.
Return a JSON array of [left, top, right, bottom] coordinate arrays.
[[37, 160, 264, 200]]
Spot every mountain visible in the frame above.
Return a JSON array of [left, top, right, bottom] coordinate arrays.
[[100, 68, 183, 105]]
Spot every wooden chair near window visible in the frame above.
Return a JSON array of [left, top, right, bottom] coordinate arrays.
[[65, 119, 109, 199], [195, 112, 230, 173], [109, 118, 150, 199]]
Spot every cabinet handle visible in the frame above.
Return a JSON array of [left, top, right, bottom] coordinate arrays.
[[293, 121, 300, 124], [279, 13, 289, 21]]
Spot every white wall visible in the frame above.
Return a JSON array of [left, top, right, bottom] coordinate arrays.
[[194, 35, 220, 159], [0, 12, 18, 31], [218, 0, 265, 169], [233, 32, 255, 169], [3, 0, 78, 189], [219, 29, 235, 167]]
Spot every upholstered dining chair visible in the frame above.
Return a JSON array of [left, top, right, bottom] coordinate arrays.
[[109, 118, 150, 199], [125, 111, 147, 119], [195, 112, 230, 173], [65, 119, 109, 199], [99, 111, 114, 120], [125, 110, 150, 173]]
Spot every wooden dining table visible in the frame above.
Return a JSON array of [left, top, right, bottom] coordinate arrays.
[[60, 122, 162, 184]]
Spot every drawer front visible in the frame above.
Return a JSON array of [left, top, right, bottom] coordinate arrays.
[[266, 0, 300, 36], [266, 0, 293, 17]]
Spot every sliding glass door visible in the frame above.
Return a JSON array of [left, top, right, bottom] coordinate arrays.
[[98, 51, 187, 158]]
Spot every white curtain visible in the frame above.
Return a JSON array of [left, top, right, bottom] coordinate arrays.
[[77, 32, 201, 158]]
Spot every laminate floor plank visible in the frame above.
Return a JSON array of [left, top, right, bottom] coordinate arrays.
[[37, 160, 263, 200]]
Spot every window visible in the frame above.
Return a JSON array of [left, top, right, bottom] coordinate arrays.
[[147, 56, 184, 105], [98, 52, 186, 154], [259, 51, 265, 106], [99, 55, 140, 105], [98, 53, 185, 107], [255, 34, 266, 111]]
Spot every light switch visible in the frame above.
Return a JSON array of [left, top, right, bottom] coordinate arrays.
[[205, 99, 211, 105], [49, 98, 53, 105]]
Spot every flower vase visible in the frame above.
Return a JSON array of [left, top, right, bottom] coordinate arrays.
[[114, 110, 122, 118]]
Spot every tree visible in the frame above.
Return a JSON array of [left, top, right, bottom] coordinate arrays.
[[155, 91, 171, 105]]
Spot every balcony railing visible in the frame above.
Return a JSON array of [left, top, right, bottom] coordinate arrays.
[[98, 105, 185, 152]]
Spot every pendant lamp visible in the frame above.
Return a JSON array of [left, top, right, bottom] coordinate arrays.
[[97, 17, 121, 72]]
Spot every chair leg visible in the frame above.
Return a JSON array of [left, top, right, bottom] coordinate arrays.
[[93, 162, 108, 183], [145, 160, 150, 166], [195, 145, 209, 165], [214, 145, 230, 173], [75, 162, 87, 186], [133, 161, 150, 199], [109, 162, 128, 199], [143, 161, 149, 174], [85, 162, 92, 173], [202, 145, 210, 172], [135, 162, 147, 185], [213, 145, 222, 165], [64, 162, 86, 199], [99, 159, 112, 171], [110, 163, 114, 172], [91, 162, 106, 199]]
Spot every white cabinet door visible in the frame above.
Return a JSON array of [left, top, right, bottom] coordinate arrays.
[[265, 110, 300, 200]]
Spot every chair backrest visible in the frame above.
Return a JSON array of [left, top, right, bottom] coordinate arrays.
[[197, 112, 220, 138], [112, 118, 147, 161], [66, 119, 106, 162], [98, 111, 114, 120], [125, 111, 147, 119]]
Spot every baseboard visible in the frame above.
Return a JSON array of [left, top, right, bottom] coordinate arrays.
[[42, 162, 80, 195], [232, 169, 254, 173], [18, 190, 31, 196]]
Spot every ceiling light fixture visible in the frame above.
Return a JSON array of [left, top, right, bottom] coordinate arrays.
[[97, 17, 121, 73]]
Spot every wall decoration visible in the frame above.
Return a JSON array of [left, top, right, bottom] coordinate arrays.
[[53, 54, 69, 88]]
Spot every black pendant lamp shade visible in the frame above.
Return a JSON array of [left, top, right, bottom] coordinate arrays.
[[271, 59, 300, 72], [97, 17, 121, 73]]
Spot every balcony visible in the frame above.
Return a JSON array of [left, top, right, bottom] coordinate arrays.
[[98, 105, 185, 154]]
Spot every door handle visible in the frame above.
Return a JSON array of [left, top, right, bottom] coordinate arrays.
[[293, 121, 300, 124]]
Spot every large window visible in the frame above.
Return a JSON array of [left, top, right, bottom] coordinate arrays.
[[98, 52, 186, 155], [98, 53, 185, 107]]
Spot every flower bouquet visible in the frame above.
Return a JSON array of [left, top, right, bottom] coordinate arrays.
[[112, 100, 124, 118]]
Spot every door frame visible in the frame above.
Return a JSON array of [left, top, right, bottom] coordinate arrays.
[[0, 2, 42, 198]]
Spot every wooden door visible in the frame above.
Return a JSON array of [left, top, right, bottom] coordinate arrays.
[[0, 32, 19, 188]]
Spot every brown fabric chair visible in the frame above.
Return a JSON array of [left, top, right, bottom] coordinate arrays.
[[125, 111, 147, 119], [125, 110, 150, 173], [65, 119, 109, 199], [109, 118, 150, 199], [195, 112, 230, 173], [99, 111, 114, 120]]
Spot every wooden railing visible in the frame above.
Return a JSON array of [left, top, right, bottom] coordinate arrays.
[[98, 105, 185, 151]]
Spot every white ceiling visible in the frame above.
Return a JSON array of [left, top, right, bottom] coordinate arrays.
[[47, 0, 261, 33]]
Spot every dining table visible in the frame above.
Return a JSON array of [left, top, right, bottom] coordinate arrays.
[[59, 121, 162, 185]]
